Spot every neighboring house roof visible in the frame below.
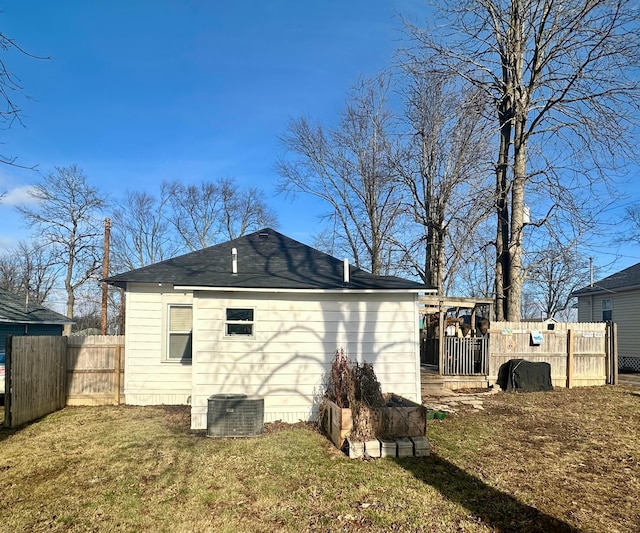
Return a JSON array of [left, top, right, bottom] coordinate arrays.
[[105, 227, 434, 292], [0, 287, 74, 325], [572, 262, 640, 297]]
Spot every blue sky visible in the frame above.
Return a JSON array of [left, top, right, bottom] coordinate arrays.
[[1, 0, 639, 281], [0, 0, 420, 247]]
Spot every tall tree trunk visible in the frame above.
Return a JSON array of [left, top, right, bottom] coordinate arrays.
[[508, 153, 526, 321], [495, 106, 512, 321], [64, 242, 76, 336], [505, 0, 526, 321]]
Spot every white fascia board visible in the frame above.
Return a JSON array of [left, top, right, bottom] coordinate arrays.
[[173, 285, 436, 295]]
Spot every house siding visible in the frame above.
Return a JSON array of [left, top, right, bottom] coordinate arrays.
[[577, 289, 640, 360], [1, 324, 64, 353], [190, 291, 421, 430], [123, 283, 194, 405]]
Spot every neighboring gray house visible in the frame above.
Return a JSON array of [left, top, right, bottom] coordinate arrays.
[[0, 287, 73, 356], [572, 262, 640, 371], [106, 228, 434, 430]]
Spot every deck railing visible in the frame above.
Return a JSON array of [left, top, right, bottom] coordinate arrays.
[[420, 336, 489, 375], [443, 337, 489, 376]]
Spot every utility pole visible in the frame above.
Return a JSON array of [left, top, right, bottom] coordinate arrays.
[[100, 218, 111, 335]]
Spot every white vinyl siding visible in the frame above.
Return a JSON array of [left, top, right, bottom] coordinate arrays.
[[190, 291, 420, 430], [123, 284, 193, 405]]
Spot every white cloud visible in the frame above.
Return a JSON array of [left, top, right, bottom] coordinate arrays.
[[1, 185, 37, 206]]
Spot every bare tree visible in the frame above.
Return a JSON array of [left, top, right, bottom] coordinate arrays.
[[405, 0, 640, 320], [277, 75, 404, 275], [168, 178, 276, 251], [111, 184, 180, 271], [622, 204, 640, 247], [523, 243, 590, 320], [168, 180, 224, 251], [393, 68, 494, 292], [218, 178, 277, 240], [455, 236, 496, 299], [0, 240, 58, 305], [1, 31, 48, 168], [16, 165, 107, 333]]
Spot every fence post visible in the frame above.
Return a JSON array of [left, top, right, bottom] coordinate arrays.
[[611, 323, 618, 385], [115, 344, 122, 404], [438, 302, 445, 376], [566, 329, 574, 389], [4, 336, 12, 427]]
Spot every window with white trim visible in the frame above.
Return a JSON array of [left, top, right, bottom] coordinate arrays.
[[225, 308, 254, 336], [602, 299, 612, 322], [167, 305, 192, 362]]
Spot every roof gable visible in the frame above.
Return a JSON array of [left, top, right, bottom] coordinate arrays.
[[572, 261, 640, 297], [105, 228, 432, 292], [0, 287, 73, 325]]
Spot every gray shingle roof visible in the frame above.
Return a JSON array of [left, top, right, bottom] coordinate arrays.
[[572, 261, 640, 297], [0, 287, 74, 325], [105, 228, 433, 292]]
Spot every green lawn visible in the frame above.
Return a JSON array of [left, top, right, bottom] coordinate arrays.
[[0, 386, 639, 532]]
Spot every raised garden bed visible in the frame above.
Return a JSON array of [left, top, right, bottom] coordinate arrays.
[[323, 394, 427, 449]]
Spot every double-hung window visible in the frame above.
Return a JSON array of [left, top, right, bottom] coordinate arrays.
[[225, 308, 254, 336], [601, 299, 612, 322], [167, 305, 192, 362]]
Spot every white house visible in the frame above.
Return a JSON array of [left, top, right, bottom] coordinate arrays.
[[572, 262, 640, 372], [106, 228, 434, 429]]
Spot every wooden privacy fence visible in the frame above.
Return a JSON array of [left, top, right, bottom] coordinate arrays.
[[4, 336, 67, 428], [4, 335, 125, 428], [66, 336, 125, 406], [489, 322, 615, 388]]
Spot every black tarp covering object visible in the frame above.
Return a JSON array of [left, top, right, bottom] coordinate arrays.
[[497, 359, 553, 392]]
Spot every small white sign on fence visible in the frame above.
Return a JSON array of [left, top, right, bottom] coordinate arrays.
[[530, 330, 544, 345]]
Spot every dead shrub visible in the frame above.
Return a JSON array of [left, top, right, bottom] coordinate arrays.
[[321, 350, 385, 440]]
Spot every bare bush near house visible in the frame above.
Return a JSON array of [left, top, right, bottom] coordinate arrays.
[[352, 362, 384, 407], [323, 350, 386, 440], [350, 362, 386, 440], [326, 348, 352, 409]]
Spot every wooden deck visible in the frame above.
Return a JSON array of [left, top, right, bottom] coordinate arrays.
[[421, 365, 490, 391]]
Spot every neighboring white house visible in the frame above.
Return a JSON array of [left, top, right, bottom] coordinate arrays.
[[106, 228, 434, 429], [572, 262, 640, 371]]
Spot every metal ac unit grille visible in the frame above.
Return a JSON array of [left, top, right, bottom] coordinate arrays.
[[206, 394, 264, 437]]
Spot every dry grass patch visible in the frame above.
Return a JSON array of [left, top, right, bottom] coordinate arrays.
[[0, 386, 638, 532], [428, 386, 640, 532]]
